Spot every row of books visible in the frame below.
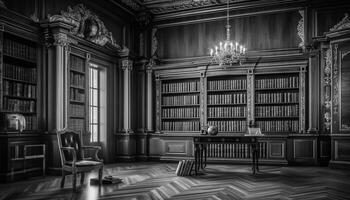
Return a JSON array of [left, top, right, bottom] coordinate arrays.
[[208, 79, 247, 91], [161, 121, 200, 131], [255, 105, 299, 117], [208, 106, 246, 118], [255, 92, 299, 103], [3, 39, 36, 61], [207, 93, 247, 105], [207, 120, 246, 132], [175, 160, 194, 176], [162, 107, 199, 118], [70, 55, 85, 72], [206, 142, 267, 159], [70, 88, 86, 102], [70, 104, 85, 117], [68, 119, 85, 131], [256, 120, 299, 132], [162, 81, 199, 93], [3, 81, 36, 98], [3, 63, 37, 83], [255, 76, 299, 89], [3, 97, 36, 113], [70, 72, 85, 88], [162, 95, 199, 105], [24, 115, 38, 130]]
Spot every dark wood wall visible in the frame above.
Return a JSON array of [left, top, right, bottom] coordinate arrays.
[[157, 11, 300, 59]]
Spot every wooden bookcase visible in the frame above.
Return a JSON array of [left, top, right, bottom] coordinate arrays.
[[206, 75, 247, 133], [1, 33, 38, 130], [153, 65, 306, 164], [68, 52, 88, 133], [160, 78, 200, 132], [254, 73, 300, 133]]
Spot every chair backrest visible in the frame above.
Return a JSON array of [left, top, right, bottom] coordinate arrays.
[[56, 129, 83, 165]]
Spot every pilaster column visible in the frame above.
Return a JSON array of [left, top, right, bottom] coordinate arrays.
[[53, 33, 70, 131], [146, 60, 154, 132], [122, 59, 134, 133]]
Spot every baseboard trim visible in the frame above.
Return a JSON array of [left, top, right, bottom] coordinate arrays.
[[329, 160, 350, 170]]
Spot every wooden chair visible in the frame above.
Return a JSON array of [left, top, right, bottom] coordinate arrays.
[[57, 129, 103, 191]]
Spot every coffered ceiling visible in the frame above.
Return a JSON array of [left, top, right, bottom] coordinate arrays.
[[113, 0, 250, 15]]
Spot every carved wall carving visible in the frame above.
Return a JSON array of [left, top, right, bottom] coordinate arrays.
[[330, 13, 350, 32], [297, 10, 305, 49], [324, 48, 332, 132], [49, 4, 120, 47]]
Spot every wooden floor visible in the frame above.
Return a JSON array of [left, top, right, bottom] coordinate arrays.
[[1, 162, 350, 200]]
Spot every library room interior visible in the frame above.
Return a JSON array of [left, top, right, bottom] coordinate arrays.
[[0, 0, 350, 199]]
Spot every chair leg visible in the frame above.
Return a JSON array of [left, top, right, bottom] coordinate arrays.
[[98, 167, 103, 186], [60, 170, 66, 188], [73, 171, 77, 191], [80, 172, 85, 185]]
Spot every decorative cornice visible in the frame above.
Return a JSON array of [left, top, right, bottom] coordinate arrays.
[[48, 4, 120, 48], [330, 13, 350, 32], [297, 10, 305, 49]]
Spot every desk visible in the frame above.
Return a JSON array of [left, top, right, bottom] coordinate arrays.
[[193, 136, 259, 175]]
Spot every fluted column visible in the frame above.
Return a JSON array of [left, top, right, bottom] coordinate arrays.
[[146, 60, 154, 132], [122, 59, 134, 133], [52, 33, 70, 131]]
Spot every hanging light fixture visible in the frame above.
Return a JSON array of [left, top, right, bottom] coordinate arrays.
[[209, 0, 246, 68]]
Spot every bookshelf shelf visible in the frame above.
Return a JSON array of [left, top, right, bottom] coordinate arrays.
[[3, 77, 36, 85], [208, 117, 246, 119], [70, 100, 85, 104], [207, 89, 247, 93], [70, 116, 85, 119], [255, 87, 299, 91], [70, 85, 85, 90], [162, 91, 199, 95], [70, 68, 85, 74], [161, 104, 200, 107], [207, 103, 246, 106], [3, 95, 36, 100], [3, 53, 36, 65], [255, 102, 299, 105]]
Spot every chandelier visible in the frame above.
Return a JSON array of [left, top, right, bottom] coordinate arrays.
[[209, 0, 246, 68]]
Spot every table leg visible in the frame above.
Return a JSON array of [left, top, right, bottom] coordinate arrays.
[[204, 144, 207, 168], [256, 143, 259, 172], [252, 144, 256, 174], [194, 143, 199, 175], [200, 144, 204, 169]]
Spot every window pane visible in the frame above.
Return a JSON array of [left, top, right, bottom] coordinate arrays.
[[93, 69, 98, 88], [92, 125, 98, 142], [92, 89, 98, 106], [92, 107, 98, 123]]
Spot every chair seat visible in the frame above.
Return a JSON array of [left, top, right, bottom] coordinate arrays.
[[66, 160, 103, 167]]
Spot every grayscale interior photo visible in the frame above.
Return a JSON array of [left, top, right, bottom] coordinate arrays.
[[0, 0, 350, 199]]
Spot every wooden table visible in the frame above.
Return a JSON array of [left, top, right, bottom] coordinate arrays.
[[193, 136, 259, 175]]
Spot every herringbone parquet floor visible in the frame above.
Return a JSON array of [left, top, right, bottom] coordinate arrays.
[[1, 162, 350, 200]]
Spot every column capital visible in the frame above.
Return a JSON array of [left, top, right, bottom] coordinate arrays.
[[146, 58, 155, 73], [122, 59, 133, 71], [52, 32, 77, 47]]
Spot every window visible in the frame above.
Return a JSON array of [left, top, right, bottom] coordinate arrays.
[[89, 63, 107, 143]]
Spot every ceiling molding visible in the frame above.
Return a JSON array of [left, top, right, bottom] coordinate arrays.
[[155, 7, 303, 28]]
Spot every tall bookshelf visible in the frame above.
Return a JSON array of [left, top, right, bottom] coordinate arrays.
[[68, 54, 87, 132], [160, 78, 200, 132], [254, 73, 300, 133], [206, 76, 247, 133], [1, 33, 38, 131]]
